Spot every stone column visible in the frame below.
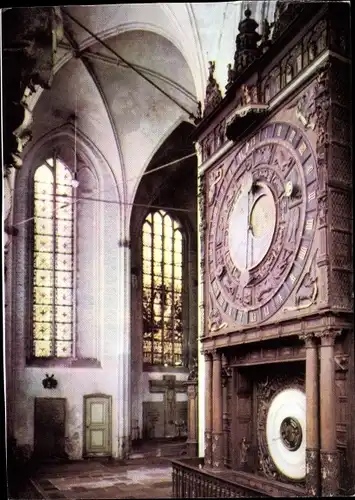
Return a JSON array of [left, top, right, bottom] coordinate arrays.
[[300, 332, 320, 496], [212, 349, 223, 469], [186, 381, 198, 456], [316, 329, 340, 497], [221, 355, 231, 467], [204, 351, 213, 467]]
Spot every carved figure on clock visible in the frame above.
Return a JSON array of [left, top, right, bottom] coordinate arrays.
[[207, 121, 318, 325]]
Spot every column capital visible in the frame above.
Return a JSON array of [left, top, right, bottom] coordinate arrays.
[[315, 329, 342, 347], [212, 349, 221, 361], [299, 332, 316, 348], [203, 350, 212, 362]]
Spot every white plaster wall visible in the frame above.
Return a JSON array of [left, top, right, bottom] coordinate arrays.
[[10, 127, 131, 460]]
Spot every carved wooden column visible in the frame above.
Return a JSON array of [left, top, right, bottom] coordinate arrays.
[[316, 329, 340, 497], [212, 349, 223, 469], [300, 332, 320, 496], [204, 351, 213, 467]]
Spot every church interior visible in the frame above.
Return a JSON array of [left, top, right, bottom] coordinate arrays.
[[2, 2, 353, 498]]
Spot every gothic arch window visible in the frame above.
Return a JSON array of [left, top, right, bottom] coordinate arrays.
[[32, 157, 75, 358], [142, 210, 183, 366]]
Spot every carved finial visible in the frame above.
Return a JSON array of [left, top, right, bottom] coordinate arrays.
[[233, 6, 261, 77], [203, 60, 222, 118]]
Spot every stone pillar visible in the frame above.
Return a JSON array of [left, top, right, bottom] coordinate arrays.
[[204, 351, 213, 467], [300, 332, 320, 496], [221, 356, 231, 468], [212, 349, 223, 469], [316, 329, 340, 497], [186, 381, 198, 456], [117, 240, 132, 458]]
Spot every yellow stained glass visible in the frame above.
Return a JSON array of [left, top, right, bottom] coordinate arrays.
[[154, 236, 163, 250], [34, 218, 53, 235], [33, 322, 53, 340], [34, 269, 53, 288], [34, 340, 53, 357], [142, 210, 184, 366], [143, 245, 152, 261], [32, 158, 74, 358], [34, 252, 53, 270], [33, 305, 53, 322], [154, 247, 162, 262], [34, 199, 53, 218], [34, 235, 53, 253], [34, 286, 54, 305]]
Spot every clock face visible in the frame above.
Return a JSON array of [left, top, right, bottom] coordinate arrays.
[[207, 121, 317, 326]]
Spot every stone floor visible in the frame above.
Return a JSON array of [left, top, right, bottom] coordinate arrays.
[[27, 459, 173, 499]]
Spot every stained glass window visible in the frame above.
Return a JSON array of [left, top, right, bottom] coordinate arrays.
[[142, 210, 183, 366], [32, 158, 74, 358]]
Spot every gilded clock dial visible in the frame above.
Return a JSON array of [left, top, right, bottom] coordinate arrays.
[[207, 121, 318, 326]]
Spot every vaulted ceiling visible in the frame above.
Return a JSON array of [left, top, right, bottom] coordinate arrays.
[[25, 3, 276, 211]]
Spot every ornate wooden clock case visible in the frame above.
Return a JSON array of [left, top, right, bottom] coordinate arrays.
[[193, 2, 353, 498]]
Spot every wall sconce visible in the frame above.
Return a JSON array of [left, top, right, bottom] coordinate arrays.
[[42, 373, 58, 389]]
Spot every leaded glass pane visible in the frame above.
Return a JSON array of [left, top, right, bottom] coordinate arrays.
[[55, 323, 72, 340], [55, 199, 73, 220], [35, 164, 53, 183], [55, 288, 72, 305], [32, 158, 74, 359], [57, 219, 73, 236], [33, 322, 53, 340], [34, 340, 53, 357], [34, 252, 53, 270], [35, 181, 54, 200], [143, 260, 152, 275], [55, 305, 72, 322], [34, 235, 53, 253], [34, 269, 53, 288], [35, 218, 53, 235], [56, 160, 72, 185], [142, 245, 152, 262], [55, 270, 72, 288], [34, 287, 54, 305], [55, 341, 72, 357], [34, 199, 54, 218], [33, 304, 53, 323], [56, 236, 73, 254], [55, 254, 72, 271], [142, 210, 184, 366]]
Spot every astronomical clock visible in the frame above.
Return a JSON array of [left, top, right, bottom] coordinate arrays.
[[184, 3, 353, 499], [207, 122, 317, 329]]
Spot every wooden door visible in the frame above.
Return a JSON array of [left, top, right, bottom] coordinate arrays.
[[84, 394, 112, 457], [34, 398, 66, 460]]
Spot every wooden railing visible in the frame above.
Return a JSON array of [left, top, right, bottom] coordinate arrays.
[[171, 458, 305, 498]]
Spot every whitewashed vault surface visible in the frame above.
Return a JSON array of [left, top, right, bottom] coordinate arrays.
[[26, 2, 276, 214]]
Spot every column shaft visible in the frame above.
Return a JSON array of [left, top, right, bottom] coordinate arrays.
[[302, 333, 320, 496], [212, 350, 223, 469], [204, 352, 213, 467], [317, 330, 340, 497]]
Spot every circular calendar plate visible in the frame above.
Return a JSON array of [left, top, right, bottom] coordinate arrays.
[[266, 388, 306, 480]]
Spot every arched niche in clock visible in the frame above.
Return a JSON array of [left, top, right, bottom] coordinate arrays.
[[207, 121, 318, 327]]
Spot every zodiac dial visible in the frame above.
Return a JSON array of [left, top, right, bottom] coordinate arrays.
[[207, 121, 318, 326]]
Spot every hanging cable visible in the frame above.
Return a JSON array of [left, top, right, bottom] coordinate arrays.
[[61, 7, 198, 121]]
